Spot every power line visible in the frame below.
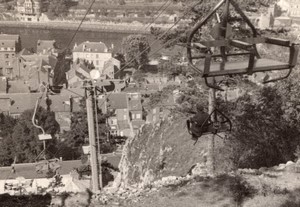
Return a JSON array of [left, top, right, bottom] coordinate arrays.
[[114, 1, 196, 77], [143, 0, 173, 32], [66, 0, 97, 49]]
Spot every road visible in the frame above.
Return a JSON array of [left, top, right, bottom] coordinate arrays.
[[0, 152, 122, 180]]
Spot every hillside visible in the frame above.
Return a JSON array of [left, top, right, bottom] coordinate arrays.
[[99, 112, 300, 207], [112, 112, 234, 189]]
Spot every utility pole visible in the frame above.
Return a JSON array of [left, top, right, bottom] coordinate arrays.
[[94, 87, 103, 189], [207, 78, 216, 175], [85, 83, 100, 192]]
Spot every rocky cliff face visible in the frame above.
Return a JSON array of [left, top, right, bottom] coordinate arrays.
[[113, 113, 233, 189]]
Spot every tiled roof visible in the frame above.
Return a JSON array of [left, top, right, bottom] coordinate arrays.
[[60, 88, 85, 98], [36, 40, 56, 54], [131, 119, 145, 129], [48, 94, 72, 113], [0, 92, 82, 115], [0, 34, 19, 41], [0, 93, 44, 114], [73, 41, 108, 53], [107, 93, 128, 109], [18, 48, 33, 56], [8, 80, 30, 93], [128, 99, 142, 111], [0, 40, 15, 48], [117, 120, 130, 130]]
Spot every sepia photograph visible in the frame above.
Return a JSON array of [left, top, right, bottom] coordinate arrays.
[[0, 0, 299, 206]]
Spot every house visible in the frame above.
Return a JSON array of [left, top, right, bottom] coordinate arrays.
[[0, 93, 43, 118], [102, 57, 120, 79], [0, 77, 7, 93], [0, 34, 21, 79], [17, 0, 42, 22], [103, 92, 145, 138], [48, 94, 81, 132], [67, 61, 92, 88], [73, 41, 112, 73], [128, 93, 145, 133], [0, 92, 81, 131], [7, 80, 30, 93], [280, 0, 300, 17], [18, 54, 57, 91], [36, 40, 57, 55], [106, 93, 130, 137]]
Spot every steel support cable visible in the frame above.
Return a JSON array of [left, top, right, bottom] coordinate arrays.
[[143, 0, 173, 32], [114, 1, 201, 77], [66, 0, 97, 48]]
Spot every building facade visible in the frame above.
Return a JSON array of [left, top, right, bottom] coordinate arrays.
[[0, 34, 21, 79], [73, 41, 112, 73], [17, 0, 42, 21]]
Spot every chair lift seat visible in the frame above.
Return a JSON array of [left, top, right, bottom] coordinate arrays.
[[199, 58, 290, 77], [188, 120, 229, 138]]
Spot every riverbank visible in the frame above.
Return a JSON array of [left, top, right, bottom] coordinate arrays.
[[0, 20, 173, 34]]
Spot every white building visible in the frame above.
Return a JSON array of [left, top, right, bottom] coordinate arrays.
[[72, 41, 112, 73]]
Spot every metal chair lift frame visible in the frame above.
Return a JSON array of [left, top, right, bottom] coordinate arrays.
[[187, 0, 299, 90], [187, 108, 232, 144]]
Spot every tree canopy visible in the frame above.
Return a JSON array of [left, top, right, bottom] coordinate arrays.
[[47, 0, 70, 18], [0, 107, 60, 166], [122, 35, 151, 70]]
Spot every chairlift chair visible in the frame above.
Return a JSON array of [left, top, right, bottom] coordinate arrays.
[[187, 0, 299, 90], [187, 108, 232, 144]]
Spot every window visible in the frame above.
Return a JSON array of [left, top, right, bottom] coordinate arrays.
[[5, 54, 9, 58], [136, 114, 141, 119], [132, 114, 135, 119], [96, 60, 99, 65], [6, 68, 12, 74], [0, 68, 3, 76], [5, 61, 10, 66], [123, 115, 127, 120], [96, 54, 99, 58]]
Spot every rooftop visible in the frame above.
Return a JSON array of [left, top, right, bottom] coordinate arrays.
[[107, 93, 128, 109], [73, 41, 109, 53], [36, 40, 57, 54], [0, 34, 19, 41]]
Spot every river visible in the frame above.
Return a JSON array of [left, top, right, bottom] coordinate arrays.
[[0, 26, 160, 53]]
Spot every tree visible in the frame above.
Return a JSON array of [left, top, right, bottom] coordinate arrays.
[[122, 35, 151, 70], [118, 0, 125, 5], [221, 86, 300, 169], [47, 0, 69, 18], [53, 51, 70, 87], [0, 113, 17, 166], [10, 107, 60, 164]]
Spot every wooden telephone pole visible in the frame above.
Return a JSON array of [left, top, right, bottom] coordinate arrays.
[[86, 84, 100, 192], [207, 79, 216, 175]]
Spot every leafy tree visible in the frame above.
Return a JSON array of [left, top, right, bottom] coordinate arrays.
[[222, 86, 300, 169], [0, 113, 17, 166], [122, 35, 151, 70], [118, 0, 125, 5], [47, 0, 70, 18], [11, 107, 60, 164], [53, 51, 70, 87]]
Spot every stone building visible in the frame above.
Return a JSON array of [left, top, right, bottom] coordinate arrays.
[[0, 34, 21, 79], [17, 0, 42, 21]]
